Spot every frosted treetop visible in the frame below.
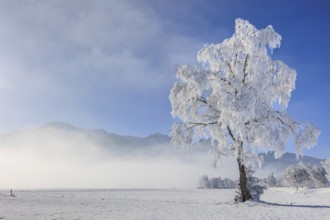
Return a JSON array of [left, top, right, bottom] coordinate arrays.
[[170, 18, 320, 163]]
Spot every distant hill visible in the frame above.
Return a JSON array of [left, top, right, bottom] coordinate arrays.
[[260, 151, 323, 168], [0, 122, 173, 157], [257, 152, 324, 176], [0, 122, 324, 171]]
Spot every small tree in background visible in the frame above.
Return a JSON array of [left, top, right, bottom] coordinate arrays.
[[264, 172, 277, 187], [282, 163, 328, 188], [309, 165, 328, 187], [169, 18, 320, 202], [282, 164, 310, 189], [198, 175, 211, 189], [198, 175, 237, 189], [321, 159, 330, 181], [222, 178, 237, 189]]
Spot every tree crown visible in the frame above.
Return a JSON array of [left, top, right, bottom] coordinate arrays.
[[169, 19, 320, 165]]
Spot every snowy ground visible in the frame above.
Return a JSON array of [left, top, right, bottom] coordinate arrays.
[[0, 188, 329, 220]]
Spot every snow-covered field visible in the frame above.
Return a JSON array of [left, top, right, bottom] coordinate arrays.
[[0, 188, 329, 220]]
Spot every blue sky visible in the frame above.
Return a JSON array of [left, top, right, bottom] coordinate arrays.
[[0, 0, 329, 158]]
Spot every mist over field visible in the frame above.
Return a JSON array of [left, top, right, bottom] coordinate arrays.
[[0, 122, 323, 189], [0, 122, 239, 189]]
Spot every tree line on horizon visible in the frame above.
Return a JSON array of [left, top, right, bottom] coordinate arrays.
[[199, 159, 330, 190]]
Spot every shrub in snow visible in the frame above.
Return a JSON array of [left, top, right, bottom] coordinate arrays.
[[169, 18, 320, 202]]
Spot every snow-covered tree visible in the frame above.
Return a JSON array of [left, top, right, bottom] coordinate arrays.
[[321, 159, 330, 181], [282, 164, 310, 189], [198, 175, 236, 189], [264, 172, 277, 187], [198, 175, 211, 189], [222, 178, 237, 189], [309, 165, 328, 187], [209, 177, 222, 188], [282, 163, 328, 188], [169, 18, 320, 202]]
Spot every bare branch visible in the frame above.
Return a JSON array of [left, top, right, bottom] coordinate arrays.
[[234, 53, 238, 67], [226, 61, 235, 78], [187, 121, 219, 129], [276, 117, 295, 133], [244, 119, 259, 126], [227, 125, 236, 142], [265, 110, 296, 133], [209, 71, 232, 86], [195, 96, 221, 115], [196, 97, 207, 104], [220, 77, 232, 86], [242, 55, 249, 84]]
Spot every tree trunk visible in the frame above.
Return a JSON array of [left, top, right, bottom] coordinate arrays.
[[237, 142, 252, 202]]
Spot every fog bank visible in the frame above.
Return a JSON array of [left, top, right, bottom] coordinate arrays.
[[0, 123, 238, 189]]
